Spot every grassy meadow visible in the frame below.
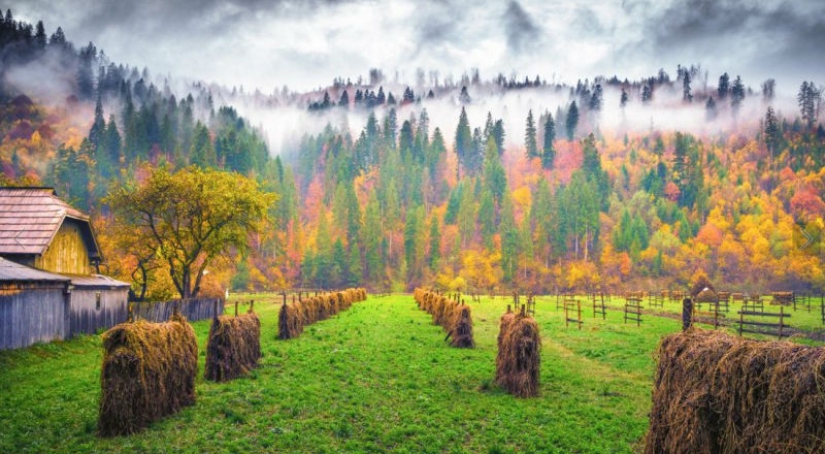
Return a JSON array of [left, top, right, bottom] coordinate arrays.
[[1, 293, 823, 453]]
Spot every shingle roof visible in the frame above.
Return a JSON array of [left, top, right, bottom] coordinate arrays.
[[0, 187, 99, 257], [0, 256, 70, 282]]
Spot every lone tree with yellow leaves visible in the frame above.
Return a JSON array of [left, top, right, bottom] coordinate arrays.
[[108, 165, 275, 299]]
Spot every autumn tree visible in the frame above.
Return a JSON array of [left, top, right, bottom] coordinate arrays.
[[107, 165, 275, 298]]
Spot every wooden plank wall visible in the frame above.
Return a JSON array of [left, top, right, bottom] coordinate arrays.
[[35, 220, 92, 275], [0, 287, 67, 350], [69, 289, 128, 336], [131, 298, 223, 323]]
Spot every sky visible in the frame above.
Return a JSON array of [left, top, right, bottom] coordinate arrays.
[[7, 0, 825, 94]]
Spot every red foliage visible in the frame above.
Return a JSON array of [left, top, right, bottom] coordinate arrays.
[[790, 186, 825, 222]]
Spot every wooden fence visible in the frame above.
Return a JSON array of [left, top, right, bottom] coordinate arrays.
[[737, 306, 791, 339], [564, 297, 583, 330], [592, 292, 607, 319], [624, 297, 643, 326], [129, 297, 224, 323]]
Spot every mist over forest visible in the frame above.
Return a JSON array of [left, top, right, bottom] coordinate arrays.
[[1, 6, 823, 298]]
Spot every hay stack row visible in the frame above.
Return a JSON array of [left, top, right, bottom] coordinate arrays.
[[495, 306, 541, 398], [413, 288, 474, 348], [645, 328, 825, 453], [204, 309, 261, 382], [278, 288, 367, 340], [98, 313, 198, 437]]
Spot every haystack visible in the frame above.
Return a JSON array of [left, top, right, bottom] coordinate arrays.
[[278, 303, 303, 340], [98, 313, 198, 437], [449, 304, 474, 348], [645, 328, 825, 453], [495, 312, 541, 398], [689, 274, 715, 298], [205, 311, 261, 382]]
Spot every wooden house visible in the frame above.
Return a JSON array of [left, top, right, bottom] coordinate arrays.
[[0, 187, 129, 350]]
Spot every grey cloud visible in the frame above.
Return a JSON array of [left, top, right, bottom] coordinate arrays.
[[5, 0, 824, 93], [503, 1, 540, 53], [645, 0, 825, 76]]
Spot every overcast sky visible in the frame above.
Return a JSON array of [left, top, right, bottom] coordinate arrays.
[[8, 0, 824, 94]]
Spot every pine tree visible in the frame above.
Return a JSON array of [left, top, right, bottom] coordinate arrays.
[[620, 88, 629, 108], [492, 119, 505, 156], [730, 75, 745, 114], [705, 97, 717, 121], [566, 101, 579, 141], [682, 71, 693, 103], [717, 73, 730, 100], [88, 95, 106, 148], [34, 20, 46, 48], [459, 86, 471, 104], [483, 137, 507, 204], [428, 215, 440, 270], [478, 189, 495, 250], [641, 85, 652, 104], [338, 90, 349, 107], [525, 109, 539, 159], [798, 81, 822, 129], [589, 84, 603, 110], [454, 107, 472, 179], [764, 106, 781, 165], [542, 113, 556, 169]]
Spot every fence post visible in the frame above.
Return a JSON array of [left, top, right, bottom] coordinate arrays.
[[234, 301, 239, 317], [682, 298, 693, 332], [778, 306, 784, 340], [213, 299, 219, 320]]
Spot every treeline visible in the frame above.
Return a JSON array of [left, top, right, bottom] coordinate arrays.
[[287, 96, 824, 293]]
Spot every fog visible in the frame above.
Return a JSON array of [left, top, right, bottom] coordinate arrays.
[[8, 0, 824, 93], [5, 0, 822, 154]]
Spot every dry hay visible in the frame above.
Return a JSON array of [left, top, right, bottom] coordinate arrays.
[[771, 291, 794, 306], [414, 288, 474, 349], [277, 288, 365, 341], [694, 287, 718, 303], [205, 310, 261, 382], [495, 309, 541, 398], [98, 313, 198, 437], [278, 303, 303, 340], [449, 304, 474, 348], [645, 328, 825, 454], [689, 275, 716, 298]]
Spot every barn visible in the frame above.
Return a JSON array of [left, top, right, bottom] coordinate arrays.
[[0, 187, 129, 350]]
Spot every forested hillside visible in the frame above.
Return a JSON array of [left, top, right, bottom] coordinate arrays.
[[1, 9, 823, 297]]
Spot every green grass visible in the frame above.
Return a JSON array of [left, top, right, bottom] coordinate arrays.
[[1, 294, 822, 453]]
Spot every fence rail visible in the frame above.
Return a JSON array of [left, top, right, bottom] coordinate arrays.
[[737, 306, 791, 339], [624, 298, 643, 326], [129, 297, 223, 323]]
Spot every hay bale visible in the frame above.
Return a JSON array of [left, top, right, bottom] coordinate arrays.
[[278, 303, 302, 340], [205, 311, 261, 382], [98, 314, 198, 437], [645, 328, 825, 454], [689, 275, 715, 298], [695, 288, 718, 303], [449, 305, 474, 348], [495, 314, 541, 398]]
